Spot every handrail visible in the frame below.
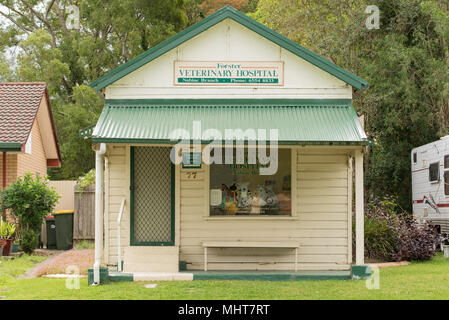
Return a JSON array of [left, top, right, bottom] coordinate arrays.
[[117, 198, 126, 272]]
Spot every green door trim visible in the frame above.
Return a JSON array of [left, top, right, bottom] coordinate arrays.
[[129, 146, 175, 246]]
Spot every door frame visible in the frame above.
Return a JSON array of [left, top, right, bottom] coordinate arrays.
[[129, 146, 175, 246]]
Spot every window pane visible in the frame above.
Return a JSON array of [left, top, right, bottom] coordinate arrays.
[[429, 162, 440, 182], [210, 148, 291, 216], [445, 155, 449, 169]]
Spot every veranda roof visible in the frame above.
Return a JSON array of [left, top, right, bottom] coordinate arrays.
[[91, 99, 367, 146]]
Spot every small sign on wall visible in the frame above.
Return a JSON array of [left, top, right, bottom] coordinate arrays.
[[174, 61, 284, 86], [182, 152, 202, 169]]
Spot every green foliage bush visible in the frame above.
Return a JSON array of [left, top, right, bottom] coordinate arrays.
[[0, 173, 60, 254], [360, 197, 439, 262], [20, 229, 39, 254], [76, 169, 95, 196]]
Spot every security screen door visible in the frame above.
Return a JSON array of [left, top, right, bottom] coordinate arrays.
[[130, 147, 174, 246]]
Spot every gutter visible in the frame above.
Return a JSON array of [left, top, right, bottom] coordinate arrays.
[[0, 143, 22, 152]]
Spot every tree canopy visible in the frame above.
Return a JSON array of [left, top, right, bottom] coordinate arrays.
[[1, 0, 448, 211], [252, 0, 449, 210], [0, 0, 188, 178]]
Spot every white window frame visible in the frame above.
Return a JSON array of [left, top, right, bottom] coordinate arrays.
[[429, 161, 440, 183]]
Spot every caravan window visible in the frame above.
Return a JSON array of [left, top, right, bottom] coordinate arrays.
[[413, 152, 417, 164], [429, 162, 440, 182]]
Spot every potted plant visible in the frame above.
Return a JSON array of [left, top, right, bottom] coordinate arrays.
[[0, 220, 16, 256], [11, 241, 19, 253]]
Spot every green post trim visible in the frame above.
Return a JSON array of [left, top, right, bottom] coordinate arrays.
[[351, 265, 372, 280], [130, 147, 175, 246], [87, 268, 109, 285], [108, 271, 134, 282]]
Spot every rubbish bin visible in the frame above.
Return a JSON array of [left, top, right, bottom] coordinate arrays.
[[53, 210, 74, 250], [45, 216, 57, 249]]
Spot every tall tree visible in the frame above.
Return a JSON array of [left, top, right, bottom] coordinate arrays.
[[0, 0, 188, 179], [252, 0, 449, 211]]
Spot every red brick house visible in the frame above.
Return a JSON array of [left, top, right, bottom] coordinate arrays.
[[0, 82, 61, 196]]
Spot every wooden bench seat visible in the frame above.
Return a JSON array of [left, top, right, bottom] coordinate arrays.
[[201, 241, 300, 271]]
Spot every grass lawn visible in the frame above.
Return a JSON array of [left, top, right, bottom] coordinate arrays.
[[1, 254, 449, 300]]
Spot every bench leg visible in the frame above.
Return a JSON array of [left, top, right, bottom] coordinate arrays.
[[204, 247, 208, 271], [295, 248, 298, 272]]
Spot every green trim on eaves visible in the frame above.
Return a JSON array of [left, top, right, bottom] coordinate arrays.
[[90, 5, 368, 91], [104, 98, 353, 106], [0, 142, 22, 152], [92, 138, 368, 146]]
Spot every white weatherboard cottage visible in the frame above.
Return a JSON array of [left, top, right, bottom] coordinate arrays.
[[87, 6, 369, 283]]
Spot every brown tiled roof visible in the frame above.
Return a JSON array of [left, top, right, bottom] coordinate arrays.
[[0, 82, 46, 144]]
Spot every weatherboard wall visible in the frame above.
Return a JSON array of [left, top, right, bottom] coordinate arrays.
[[104, 19, 352, 100], [16, 118, 48, 178], [104, 145, 353, 271]]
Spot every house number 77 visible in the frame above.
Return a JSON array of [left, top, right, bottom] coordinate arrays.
[[185, 171, 198, 179]]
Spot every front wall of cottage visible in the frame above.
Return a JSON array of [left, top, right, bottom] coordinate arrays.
[[102, 17, 356, 270], [105, 19, 352, 100], [105, 145, 353, 271]]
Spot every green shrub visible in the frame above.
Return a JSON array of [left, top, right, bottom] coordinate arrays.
[[74, 240, 94, 250], [20, 229, 38, 254], [77, 169, 95, 197], [0, 173, 60, 234], [359, 196, 439, 262], [364, 216, 397, 261]]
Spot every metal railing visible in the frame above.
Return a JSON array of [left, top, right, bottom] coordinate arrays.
[[117, 198, 126, 272]]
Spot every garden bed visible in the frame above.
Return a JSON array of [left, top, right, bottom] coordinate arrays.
[[28, 249, 94, 277]]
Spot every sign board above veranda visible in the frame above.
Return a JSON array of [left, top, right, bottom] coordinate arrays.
[[174, 61, 284, 86]]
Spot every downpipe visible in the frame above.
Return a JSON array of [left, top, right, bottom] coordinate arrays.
[[93, 143, 106, 285]]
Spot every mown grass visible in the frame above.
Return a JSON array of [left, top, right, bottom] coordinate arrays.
[[1, 254, 449, 300], [0, 254, 47, 295]]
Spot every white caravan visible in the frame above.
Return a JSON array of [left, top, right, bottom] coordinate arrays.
[[412, 136, 449, 234]]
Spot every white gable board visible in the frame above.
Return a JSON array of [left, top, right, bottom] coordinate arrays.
[[105, 19, 352, 100]]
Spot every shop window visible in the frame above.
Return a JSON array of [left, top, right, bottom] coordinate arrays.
[[209, 148, 291, 216], [429, 162, 440, 182]]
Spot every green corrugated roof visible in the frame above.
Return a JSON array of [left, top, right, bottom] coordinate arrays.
[[79, 124, 96, 139], [91, 99, 367, 145]]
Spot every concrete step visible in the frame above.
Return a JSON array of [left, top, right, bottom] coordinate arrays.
[[133, 272, 193, 281]]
